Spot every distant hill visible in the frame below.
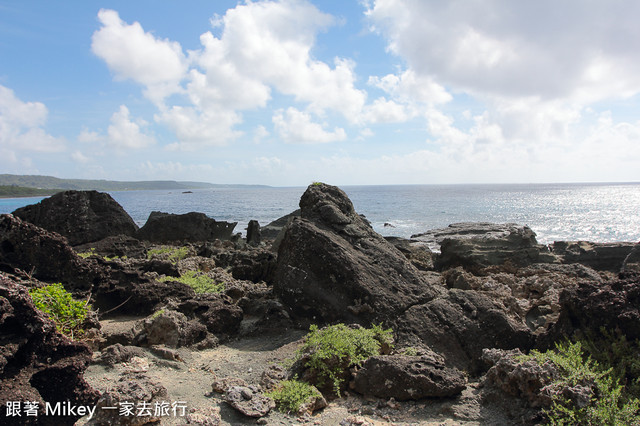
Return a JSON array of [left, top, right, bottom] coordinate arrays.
[[0, 185, 62, 198], [0, 174, 269, 196]]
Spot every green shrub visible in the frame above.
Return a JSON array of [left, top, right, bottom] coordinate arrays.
[[77, 248, 96, 259], [147, 246, 189, 263], [520, 341, 640, 425], [298, 323, 393, 396], [266, 379, 322, 414], [159, 270, 224, 294], [29, 283, 91, 339]]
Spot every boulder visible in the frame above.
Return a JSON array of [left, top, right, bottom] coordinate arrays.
[[0, 214, 93, 291], [0, 275, 99, 426], [273, 183, 440, 324], [224, 385, 275, 418], [137, 211, 236, 243], [12, 190, 138, 246], [74, 235, 147, 260], [352, 353, 466, 400], [551, 240, 636, 272], [131, 309, 212, 348], [246, 220, 261, 245], [397, 289, 535, 373], [412, 222, 557, 270], [261, 209, 301, 240], [202, 244, 276, 284], [177, 294, 244, 335], [98, 344, 147, 367]]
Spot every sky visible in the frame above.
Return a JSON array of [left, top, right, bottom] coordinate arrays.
[[1, 0, 640, 186]]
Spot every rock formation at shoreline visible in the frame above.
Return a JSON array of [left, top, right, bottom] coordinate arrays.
[[1, 183, 639, 425]]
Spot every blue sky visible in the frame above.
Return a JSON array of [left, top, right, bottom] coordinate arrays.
[[1, 0, 640, 186]]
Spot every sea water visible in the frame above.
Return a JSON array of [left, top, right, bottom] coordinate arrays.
[[1, 183, 639, 245]]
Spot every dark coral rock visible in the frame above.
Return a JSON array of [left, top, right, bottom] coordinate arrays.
[[137, 211, 236, 243], [12, 190, 138, 246], [0, 275, 99, 426]]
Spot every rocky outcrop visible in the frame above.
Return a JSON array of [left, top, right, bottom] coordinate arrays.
[[12, 190, 138, 246], [74, 235, 148, 260], [261, 209, 301, 240], [398, 289, 534, 373], [352, 353, 466, 400], [412, 223, 557, 270], [540, 273, 640, 347], [384, 236, 435, 271], [273, 183, 440, 324], [246, 220, 261, 245], [551, 240, 636, 272], [177, 294, 244, 336], [137, 211, 236, 243], [131, 309, 213, 348], [0, 275, 99, 426], [0, 214, 92, 290]]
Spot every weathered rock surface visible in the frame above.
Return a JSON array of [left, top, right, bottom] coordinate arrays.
[[89, 372, 168, 425], [246, 220, 261, 245], [412, 222, 557, 270], [261, 209, 301, 240], [74, 235, 147, 259], [482, 348, 556, 408], [540, 273, 640, 347], [98, 343, 147, 366], [201, 243, 276, 284], [352, 354, 466, 400], [131, 309, 213, 348], [137, 211, 236, 243], [0, 214, 92, 290], [0, 275, 99, 426], [551, 240, 636, 272], [177, 294, 244, 336], [12, 190, 138, 246], [398, 289, 535, 373], [274, 183, 440, 324], [224, 385, 275, 418], [384, 236, 435, 271]]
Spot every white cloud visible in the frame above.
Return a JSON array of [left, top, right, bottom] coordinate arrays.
[[92, 9, 188, 104], [0, 85, 65, 152], [366, 0, 640, 103], [253, 125, 270, 143], [107, 105, 155, 150], [71, 151, 90, 163], [362, 97, 412, 123], [273, 107, 347, 144]]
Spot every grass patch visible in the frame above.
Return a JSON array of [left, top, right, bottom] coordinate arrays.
[[29, 283, 91, 339], [147, 246, 189, 263], [266, 379, 322, 414], [520, 341, 640, 425], [298, 323, 393, 396], [159, 270, 224, 294]]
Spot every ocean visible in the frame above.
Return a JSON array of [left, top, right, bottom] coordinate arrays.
[[1, 182, 639, 245]]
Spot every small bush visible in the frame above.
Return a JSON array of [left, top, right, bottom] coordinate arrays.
[[29, 283, 91, 339], [299, 323, 393, 396], [266, 379, 322, 414], [147, 246, 189, 263], [77, 248, 96, 259], [159, 270, 224, 294], [520, 341, 640, 425]]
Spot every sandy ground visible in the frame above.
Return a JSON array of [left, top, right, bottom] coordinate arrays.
[[78, 316, 513, 425]]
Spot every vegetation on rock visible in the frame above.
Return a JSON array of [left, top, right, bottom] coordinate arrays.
[[266, 378, 322, 414], [147, 246, 190, 263], [297, 323, 393, 396], [28, 283, 91, 339], [159, 270, 224, 294], [519, 340, 640, 425]]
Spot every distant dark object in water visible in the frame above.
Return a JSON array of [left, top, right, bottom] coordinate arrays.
[[182, 191, 193, 194], [384, 222, 396, 228]]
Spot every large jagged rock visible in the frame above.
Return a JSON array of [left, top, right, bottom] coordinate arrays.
[[273, 183, 440, 324], [137, 211, 236, 243], [539, 273, 640, 348], [0, 275, 99, 426], [0, 214, 92, 290], [412, 222, 557, 270], [352, 353, 466, 400], [12, 190, 138, 246], [551, 240, 636, 272], [397, 289, 535, 373], [384, 236, 435, 271]]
